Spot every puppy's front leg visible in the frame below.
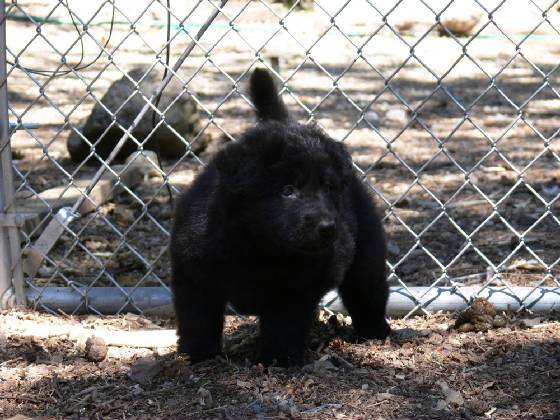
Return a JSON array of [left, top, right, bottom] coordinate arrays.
[[258, 302, 316, 366], [174, 283, 226, 363]]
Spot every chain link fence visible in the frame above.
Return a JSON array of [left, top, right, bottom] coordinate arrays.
[[1, 0, 559, 317]]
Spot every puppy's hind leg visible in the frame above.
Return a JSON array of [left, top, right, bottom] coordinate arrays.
[[339, 182, 391, 339], [338, 232, 391, 339], [338, 268, 391, 340]]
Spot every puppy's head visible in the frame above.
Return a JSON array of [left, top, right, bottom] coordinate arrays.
[[214, 69, 354, 254]]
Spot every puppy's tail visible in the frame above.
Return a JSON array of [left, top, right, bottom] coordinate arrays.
[[250, 68, 290, 122]]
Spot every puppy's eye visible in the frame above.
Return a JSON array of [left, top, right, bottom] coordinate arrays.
[[281, 185, 296, 197], [324, 180, 336, 192]]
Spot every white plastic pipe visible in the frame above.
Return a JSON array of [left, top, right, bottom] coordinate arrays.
[[322, 286, 560, 315], [26, 286, 560, 316]]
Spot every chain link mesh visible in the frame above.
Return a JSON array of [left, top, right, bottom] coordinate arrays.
[[3, 0, 559, 316]]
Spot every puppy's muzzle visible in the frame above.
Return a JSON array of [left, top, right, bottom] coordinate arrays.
[[317, 218, 336, 242]]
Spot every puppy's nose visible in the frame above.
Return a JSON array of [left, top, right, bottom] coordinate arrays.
[[318, 219, 336, 239]]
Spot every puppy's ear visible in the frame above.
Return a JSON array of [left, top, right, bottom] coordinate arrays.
[[250, 68, 290, 122]]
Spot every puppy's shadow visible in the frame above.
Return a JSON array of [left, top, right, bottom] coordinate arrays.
[[223, 316, 260, 364], [222, 314, 364, 366]]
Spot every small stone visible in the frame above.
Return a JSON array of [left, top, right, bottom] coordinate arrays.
[[37, 265, 55, 277], [392, 327, 418, 343], [85, 336, 108, 362], [445, 390, 464, 406], [387, 239, 400, 256], [365, 110, 380, 122], [436, 380, 450, 393], [434, 399, 447, 410], [353, 368, 368, 376], [125, 151, 161, 178], [385, 108, 408, 124], [492, 315, 507, 328], [437, 380, 464, 406], [419, 328, 432, 337], [197, 386, 213, 407], [467, 399, 488, 415], [313, 359, 338, 375], [129, 358, 163, 385]]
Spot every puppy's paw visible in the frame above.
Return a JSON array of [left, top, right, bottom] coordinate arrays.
[[354, 320, 391, 340], [259, 350, 304, 368], [178, 340, 220, 363]]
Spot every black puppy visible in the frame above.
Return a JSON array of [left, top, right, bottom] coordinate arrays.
[[170, 68, 390, 366]]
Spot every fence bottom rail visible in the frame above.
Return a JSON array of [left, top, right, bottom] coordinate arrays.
[[20, 286, 560, 316]]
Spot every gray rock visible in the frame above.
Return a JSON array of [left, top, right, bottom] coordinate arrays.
[[68, 66, 208, 164], [385, 108, 408, 124], [312, 358, 339, 376], [365, 110, 380, 123], [85, 335, 108, 362], [125, 150, 162, 178], [387, 239, 400, 256]]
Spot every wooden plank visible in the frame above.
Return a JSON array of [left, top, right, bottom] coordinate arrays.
[[22, 164, 142, 278]]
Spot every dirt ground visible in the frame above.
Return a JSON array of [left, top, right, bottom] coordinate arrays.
[[1, 308, 559, 420]]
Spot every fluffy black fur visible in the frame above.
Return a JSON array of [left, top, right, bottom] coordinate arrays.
[[170, 68, 390, 366]]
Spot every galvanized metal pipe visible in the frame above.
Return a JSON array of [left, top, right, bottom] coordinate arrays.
[[0, 0, 25, 309], [25, 286, 560, 316], [0, 0, 11, 305], [26, 287, 172, 315]]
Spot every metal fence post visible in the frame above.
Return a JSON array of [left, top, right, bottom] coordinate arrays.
[[0, 0, 25, 309]]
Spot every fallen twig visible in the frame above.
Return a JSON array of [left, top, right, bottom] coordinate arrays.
[[528, 322, 558, 330], [70, 384, 114, 400]]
